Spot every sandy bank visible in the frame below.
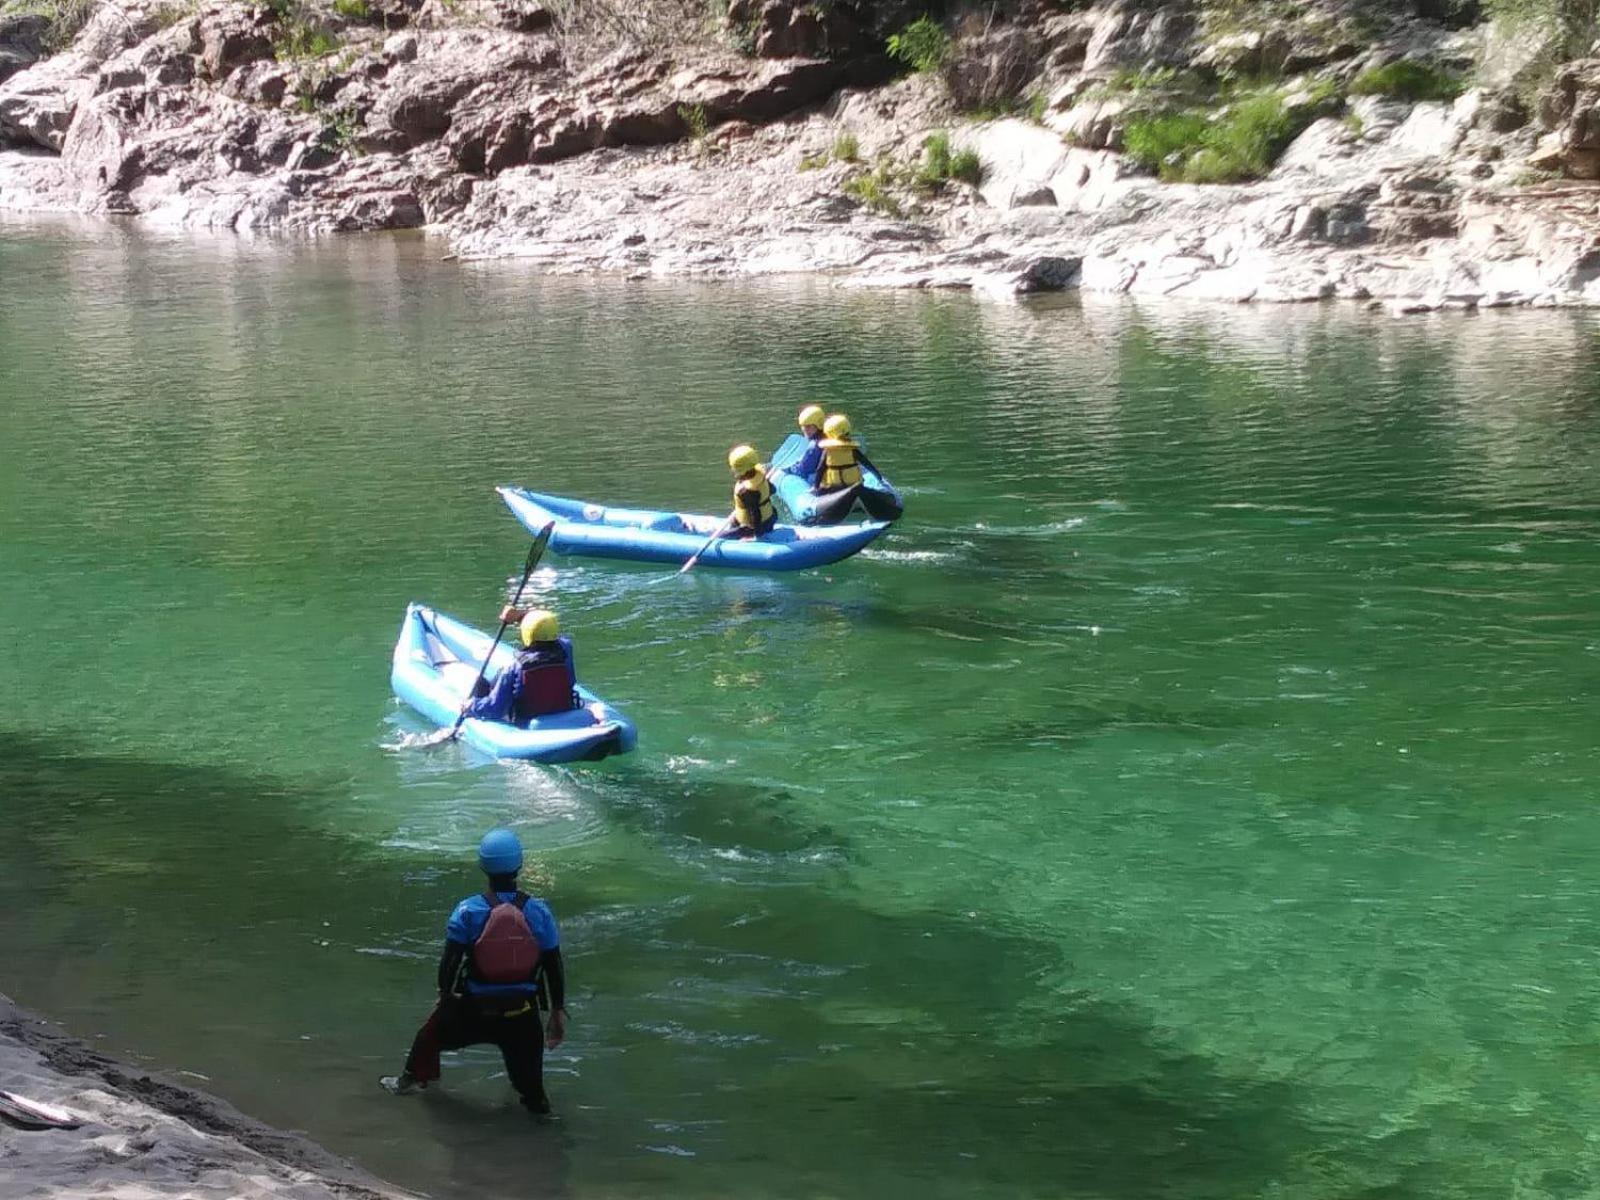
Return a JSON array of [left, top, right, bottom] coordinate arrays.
[[0, 995, 414, 1200]]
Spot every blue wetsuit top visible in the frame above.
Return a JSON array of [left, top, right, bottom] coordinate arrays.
[[794, 438, 824, 485], [447, 892, 561, 995]]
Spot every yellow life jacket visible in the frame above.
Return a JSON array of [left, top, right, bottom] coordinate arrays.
[[817, 437, 862, 491], [733, 470, 775, 531]]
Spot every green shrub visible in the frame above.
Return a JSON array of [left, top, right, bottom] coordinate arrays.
[[967, 90, 1049, 123], [318, 104, 364, 155], [843, 163, 902, 216], [332, 0, 371, 18], [919, 130, 952, 184], [911, 131, 983, 190], [1509, 165, 1558, 185], [800, 131, 862, 172], [1122, 111, 1210, 173], [1205, 91, 1301, 173], [4, 0, 96, 51], [886, 15, 951, 75], [948, 147, 982, 185], [1123, 90, 1320, 184], [1095, 65, 1181, 96], [275, 21, 340, 60], [1349, 59, 1464, 101], [678, 102, 709, 142]]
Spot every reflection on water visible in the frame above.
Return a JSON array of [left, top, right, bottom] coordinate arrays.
[[3, 216, 1600, 1200]]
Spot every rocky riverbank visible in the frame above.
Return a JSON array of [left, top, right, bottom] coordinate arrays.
[[0, 995, 412, 1200], [4, 0, 1600, 310]]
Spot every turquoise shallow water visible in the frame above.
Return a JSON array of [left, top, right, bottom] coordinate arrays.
[[3, 217, 1600, 1200]]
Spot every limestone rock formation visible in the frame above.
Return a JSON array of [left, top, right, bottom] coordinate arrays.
[[1, 0, 1600, 306], [1531, 58, 1600, 179]]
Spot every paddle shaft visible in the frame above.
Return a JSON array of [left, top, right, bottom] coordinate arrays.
[[679, 458, 782, 575], [678, 513, 738, 575], [448, 523, 553, 736]]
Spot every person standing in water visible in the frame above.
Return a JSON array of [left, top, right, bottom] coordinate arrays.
[[381, 829, 567, 1114]]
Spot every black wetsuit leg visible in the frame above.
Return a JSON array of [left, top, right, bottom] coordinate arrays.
[[492, 1009, 550, 1112]]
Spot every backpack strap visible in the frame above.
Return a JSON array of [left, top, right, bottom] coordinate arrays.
[[514, 891, 546, 1001], [484, 889, 505, 908]]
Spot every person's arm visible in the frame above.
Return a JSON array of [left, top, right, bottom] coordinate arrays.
[[541, 947, 566, 1047], [540, 947, 565, 1010], [463, 667, 516, 721], [528, 901, 567, 1049], [795, 445, 821, 482], [438, 901, 476, 998], [436, 940, 467, 996]]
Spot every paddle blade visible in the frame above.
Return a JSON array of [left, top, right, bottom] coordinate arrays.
[[385, 725, 460, 751], [0, 1091, 83, 1130]]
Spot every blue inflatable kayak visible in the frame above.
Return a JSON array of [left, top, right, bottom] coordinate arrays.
[[391, 603, 636, 762], [498, 487, 889, 571], [767, 434, 904, 525]]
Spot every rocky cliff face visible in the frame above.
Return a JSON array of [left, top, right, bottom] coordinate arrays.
[[4, 0, 1600, 310]]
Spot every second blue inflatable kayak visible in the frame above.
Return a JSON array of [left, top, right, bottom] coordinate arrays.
[[498, 487, 888, 571], [391, 604, 636, 763], [767, 434, 904, 525]]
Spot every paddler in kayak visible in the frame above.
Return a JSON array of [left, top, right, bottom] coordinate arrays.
[[460, 608, 579, 724], [724, 443, 776, 538], [816, 413, 865, 495], [791, 403, 827, 484], [381, 829, 568, 1114]]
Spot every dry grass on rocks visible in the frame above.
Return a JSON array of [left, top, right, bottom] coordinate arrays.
[[542, 0, 722, 65]]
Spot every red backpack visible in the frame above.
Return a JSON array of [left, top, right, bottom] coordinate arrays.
[[470, 892, 542, 984]]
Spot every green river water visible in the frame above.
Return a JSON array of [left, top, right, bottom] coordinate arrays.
[[3, 217, 1600, 1200]]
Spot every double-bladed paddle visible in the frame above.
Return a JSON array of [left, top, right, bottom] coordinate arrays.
[[416, 522, 554, 747]]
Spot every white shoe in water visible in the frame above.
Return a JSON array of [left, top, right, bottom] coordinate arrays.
[[379, 1074, 423, 1096]]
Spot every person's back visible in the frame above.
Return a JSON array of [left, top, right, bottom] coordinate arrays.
[[511, 637, 577, 723], [451, 889, 555, 998], [727, 444, 776, 537], [461, 609, 579, 726], [816, 412, 863, 494]]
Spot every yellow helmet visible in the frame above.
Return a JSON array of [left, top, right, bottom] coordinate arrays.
[[519, 608, 559, 646], [728, 444, 760, 474], [797, 404, 825, 430], [824, 413, 851, 439]]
